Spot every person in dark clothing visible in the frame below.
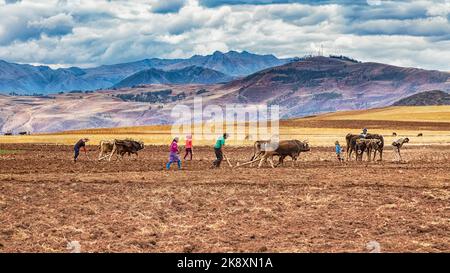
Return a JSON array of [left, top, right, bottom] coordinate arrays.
[[74, 138, 89, 162], [360, 128, 368, 138], [213, 133, 228, 168], [214, 148, 223, 167]]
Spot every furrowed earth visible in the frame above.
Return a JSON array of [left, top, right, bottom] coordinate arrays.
[[0, 144, 449, 253]]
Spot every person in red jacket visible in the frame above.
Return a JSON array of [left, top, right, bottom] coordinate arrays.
[[184, 134, 193, 161]]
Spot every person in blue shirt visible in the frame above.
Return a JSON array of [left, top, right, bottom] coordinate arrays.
[[335, 141, 343, 162], [213, 133, 228, 168]]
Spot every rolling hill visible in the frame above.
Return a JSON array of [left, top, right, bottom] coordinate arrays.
[[216, 56, 450, 118], [113, 66, 233, 88], [392, 90, 450, 106]]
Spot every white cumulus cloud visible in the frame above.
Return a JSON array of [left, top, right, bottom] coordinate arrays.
[[0, 0, 448, 71]]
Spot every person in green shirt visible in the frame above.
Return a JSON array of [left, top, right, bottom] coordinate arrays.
[[213, 133, 228, 168]]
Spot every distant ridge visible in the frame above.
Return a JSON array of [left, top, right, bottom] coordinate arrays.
[[0, 51, 290, 94], [113, 66, 233, 87]]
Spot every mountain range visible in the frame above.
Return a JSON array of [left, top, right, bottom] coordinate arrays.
[[113, 66, 233, 88], [0, 51, 289, 94], [1, 55, 450, 133]]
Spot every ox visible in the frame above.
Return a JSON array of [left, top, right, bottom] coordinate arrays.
[[98, 139, 144, 161], [98, 140, 116, 161], [355, 138, 382, 161], [113, 139, 144, 159], [257, 140, 310, 168], [249, 140, 272, 163]]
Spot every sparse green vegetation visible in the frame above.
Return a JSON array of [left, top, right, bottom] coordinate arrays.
[[196, 88, 209, 95], [270, 69, 346, 85], [8, 92, 55, 99], [115, 89, 186, 103], [393, 90, 450, 106], [0, 149, 20, 155], [329, 55, 360, 63]]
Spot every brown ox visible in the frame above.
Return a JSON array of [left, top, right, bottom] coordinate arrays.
[[98, 139, 144, 161], [249, 137, 285, 166], [113, 139, 144, 159], [346, 133, 384, 161], [355, 139, 382, 161]]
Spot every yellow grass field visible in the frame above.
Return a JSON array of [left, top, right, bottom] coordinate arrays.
[[2, 106, 450, 146], [309, 105, 450, 122]]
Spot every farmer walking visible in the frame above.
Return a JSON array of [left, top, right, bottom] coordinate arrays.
[[213, 133, 228, 168], [184, 134, 193, 161], [74, 138, 89, 162], [166, 137, 181, 170]]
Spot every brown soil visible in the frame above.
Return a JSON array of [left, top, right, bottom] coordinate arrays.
[[0, 144, 449, 253]]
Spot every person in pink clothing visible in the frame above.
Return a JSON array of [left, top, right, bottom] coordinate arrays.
[[184, 134, 193, 160], [166, 137, 181, 170]]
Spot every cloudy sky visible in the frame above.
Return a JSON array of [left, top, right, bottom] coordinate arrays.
[[0, 0, 449, 70]]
